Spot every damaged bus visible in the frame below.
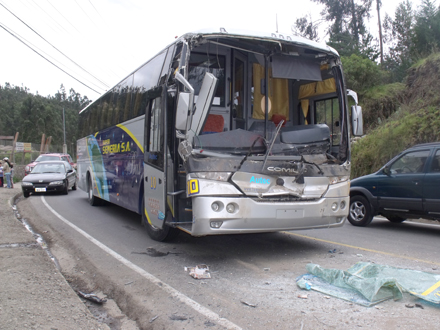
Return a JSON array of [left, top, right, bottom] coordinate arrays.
[[76, 28, 363, 241]]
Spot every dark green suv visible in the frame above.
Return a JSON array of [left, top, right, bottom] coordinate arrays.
[[348, 142, 440, 226]]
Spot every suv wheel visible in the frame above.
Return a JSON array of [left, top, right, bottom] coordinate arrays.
[[348, 195, 373, 227]]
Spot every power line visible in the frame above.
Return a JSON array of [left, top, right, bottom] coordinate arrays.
[[73, 0, 99, 29], [88, 0, 103, 20], [0, 20, 106, 93], [0, 22, 102, 94], [46, 0, 82, 34], [0, 1, 110, 89]]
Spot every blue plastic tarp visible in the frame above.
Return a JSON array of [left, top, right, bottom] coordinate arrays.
[[297, 262, 440, 307]]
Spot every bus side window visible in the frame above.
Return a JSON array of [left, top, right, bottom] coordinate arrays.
[[145, 95, 164, 170], [315, 98, 340, 146]]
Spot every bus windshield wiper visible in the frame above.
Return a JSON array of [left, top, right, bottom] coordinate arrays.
[[261, 120, 284, 171], [236, 135, 265, 171]]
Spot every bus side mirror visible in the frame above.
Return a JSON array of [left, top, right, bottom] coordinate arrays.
[[175, 72, 195, 135], [351, 105, 363, 136], [176, 92, 190, 131]]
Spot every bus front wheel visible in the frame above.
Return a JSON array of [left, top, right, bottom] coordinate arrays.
[[141, 199, 179, 242], [88, 177, 101, 206]]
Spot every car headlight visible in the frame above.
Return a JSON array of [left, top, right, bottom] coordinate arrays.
[[22, 182, 33, 186], [49, 181, 64, 185]]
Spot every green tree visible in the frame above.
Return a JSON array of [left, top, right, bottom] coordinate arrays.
[[341, 53, 384, 91], [383, 0, 415, 82], [312, 0, 377, 59], [0, 82, 90, 158], [412, 0, 440, 57], [292, 14, 321, 41]]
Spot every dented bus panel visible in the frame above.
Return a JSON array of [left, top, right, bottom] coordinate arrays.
[[77, 28, 362, 241]]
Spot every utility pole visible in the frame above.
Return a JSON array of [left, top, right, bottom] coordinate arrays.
[[63, 107, 67, 154], [377, 0, 384, 65]]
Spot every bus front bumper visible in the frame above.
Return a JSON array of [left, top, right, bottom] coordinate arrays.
[[177, 196, 348, 236]]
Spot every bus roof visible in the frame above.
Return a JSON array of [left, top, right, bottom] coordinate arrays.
[[80, 28, 339, 114], [178, 27, 339, 57]]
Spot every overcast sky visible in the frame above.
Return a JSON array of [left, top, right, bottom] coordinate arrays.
[[0, 0, 423, 101]]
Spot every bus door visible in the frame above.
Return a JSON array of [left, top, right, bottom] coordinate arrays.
[[232, 51, 247, 130], [143, 86, 168, 229]]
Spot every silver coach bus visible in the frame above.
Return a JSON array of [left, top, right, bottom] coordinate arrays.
[[77, 28, 363, 241]]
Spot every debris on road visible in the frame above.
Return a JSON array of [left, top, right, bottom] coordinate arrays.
[[149, 315, 159, 323], [169, 314, 188, 321], [132, 247, 169, 257], [185, 264, 211, 279], [297, 262, 440, 307], [77, 291, 107, 304], [240, 300, 257, 307], [297, 294, 308, 299]]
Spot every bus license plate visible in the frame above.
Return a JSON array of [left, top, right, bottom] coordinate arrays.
[[35, 188, 46, 192]]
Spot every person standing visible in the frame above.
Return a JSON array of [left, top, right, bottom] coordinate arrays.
[[3, 157, 12, 189], [0, 160, 3, 187]]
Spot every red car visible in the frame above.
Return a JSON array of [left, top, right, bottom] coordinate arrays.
[[25, 153, 76, 176]]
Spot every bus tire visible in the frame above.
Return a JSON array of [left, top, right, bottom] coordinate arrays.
[[142, 199, 179, 242], [88, 177, 101, 206]]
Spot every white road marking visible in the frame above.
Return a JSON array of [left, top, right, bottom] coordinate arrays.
[[41, 196, 242, 330]]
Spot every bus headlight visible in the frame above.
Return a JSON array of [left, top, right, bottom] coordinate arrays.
[[211, 202, 220, 212], [226, 203, 237, 213], [211, 201, 224, 212], [192, 172, 231, 182], [328, 176, 349, 185], [340, 201, 346, 209]]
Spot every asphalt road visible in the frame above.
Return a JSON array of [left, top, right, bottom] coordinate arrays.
[[19, 189, 440, 330]]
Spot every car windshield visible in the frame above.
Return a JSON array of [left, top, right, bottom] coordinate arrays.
[[36, 155, 60, 162], [32, 163, 65, 174]]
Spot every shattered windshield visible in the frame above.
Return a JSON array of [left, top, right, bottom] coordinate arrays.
[[183, 36, 346, 163]]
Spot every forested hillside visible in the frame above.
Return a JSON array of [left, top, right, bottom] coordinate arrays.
[[0, 84, 90, 156], [351, 53, 440, 178]]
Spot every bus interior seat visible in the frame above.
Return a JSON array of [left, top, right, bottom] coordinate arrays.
[[271, 114, 287, 127], [202, 114, 224, 134]]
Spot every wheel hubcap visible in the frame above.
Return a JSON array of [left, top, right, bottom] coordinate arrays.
[[350, 201, 365, 221]]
